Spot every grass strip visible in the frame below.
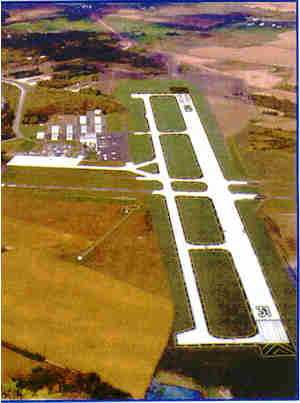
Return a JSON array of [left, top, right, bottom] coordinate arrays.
[[235, 200, 297, 345], [150, 96, 186, 132], [4, 166, 162, 191], [148, 195, 194, 333], [171, 181, 207, 192], [176, 197, 224, 244], [190, 249, 256, 338], [138, 163, 159, 174], [229, 184, 260, 194], [128, 133, 154, 164], [160, 134, 203, 179]]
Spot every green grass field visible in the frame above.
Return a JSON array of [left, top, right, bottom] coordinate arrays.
[[171, 181, 208, 192], [148, 195, 194, 334], [107, 98, 149, 133], [138, 163, 159, 174], [150, 96, 186, 132], [229, 184, 260, 194], [160, 134, 203, 179], [235, 200, 297, 344], [103, 16, 184, 43], [4, 166, 162, 191], [7, 17, 104, 33], [176, 197, 224, 244], [190, 249, 256, 338], [128, 133, 155, 164], [2, 83, 21, 112]]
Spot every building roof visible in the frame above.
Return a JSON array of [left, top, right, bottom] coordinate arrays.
[[66, 125, 73, 134], [95, 124, 102, 133], [51, 125, 60, 135]]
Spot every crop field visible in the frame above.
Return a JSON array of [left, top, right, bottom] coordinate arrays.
[[190, 249, 256, 338], [236, 200, 297, 344], [2, 188, 173, 398], [171, 181, 208, 192], [128, 133, 155, 164], [176, 197, 224, 244], [150, 96, 186, 132], [148, 195, 194, 334], [7, 17, 104, 33], [160, 134, 203, 179], [4, 166, 162, 191]]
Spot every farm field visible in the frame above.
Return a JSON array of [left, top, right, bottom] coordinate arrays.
[[190, 249, 256, 338], [150, 96, 186, 132], [160, 134, 203, 179], [176, 197, 224, 244], [2, 188, 173, 398]]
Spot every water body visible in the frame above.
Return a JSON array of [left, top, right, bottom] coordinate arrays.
[[146, 379, 203, 400]]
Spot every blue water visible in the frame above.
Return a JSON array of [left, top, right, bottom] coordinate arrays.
[[146, 379, 203, 401]]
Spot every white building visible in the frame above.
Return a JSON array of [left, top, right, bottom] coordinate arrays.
[[95, 124, 102, 133], [51, 125, 59, 141], [36, 131, 45, 140], [79, 115, 87, 125], [66, 125, 73, 140], [81, 125, 87, 134], [94, 109, 102, 115], [94, 116, 102, 124]]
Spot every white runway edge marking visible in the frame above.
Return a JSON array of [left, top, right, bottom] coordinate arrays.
[[131, 92, 289, 345]]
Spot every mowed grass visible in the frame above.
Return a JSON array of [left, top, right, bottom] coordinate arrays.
[[176, 197, 224, 244], [128, 133, 155, 164], [236, 200, 297, 345], [150, 96, 186, 132], [190, 250, 256, 338], [2, 189, 173, 398], [171, 181, 208, 192], [160, 134, 203, 179], [148, 195, 194, 334], [4, 166, 162, 191], [138, 163, 159, 174], [107, 97, 149, 133]]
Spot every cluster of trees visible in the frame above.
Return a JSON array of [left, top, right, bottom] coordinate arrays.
[[2, 366, 132, 400], [22, 87, 124, 124], [1, 102, 15, 140], [4, 31, 167, 72], [251, 93, 296, 118]]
